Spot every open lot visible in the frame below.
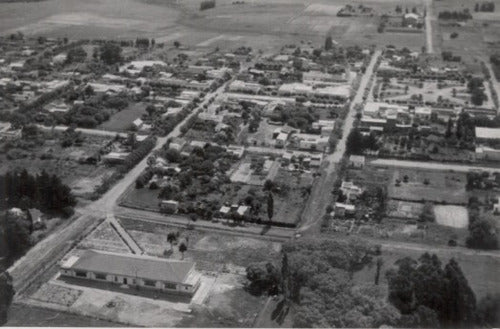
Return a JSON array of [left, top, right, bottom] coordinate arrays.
[[434, 205, 469, 228], [0, 133, 116, 199], [98, 103, 147, 132], [387, 168, 467, 204]]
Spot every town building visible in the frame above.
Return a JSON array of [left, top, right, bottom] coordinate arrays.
[[60, 250, 200, 296]]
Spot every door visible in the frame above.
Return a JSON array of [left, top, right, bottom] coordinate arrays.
[[123, 278, 128, 285]]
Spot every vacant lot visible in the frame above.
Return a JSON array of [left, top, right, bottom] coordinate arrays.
[[388, 168, 467, 204], [120, 217, 282, 270], [7, 303, 125, 327], [98, 103, 147, 132], [434, 205, 469, 228]]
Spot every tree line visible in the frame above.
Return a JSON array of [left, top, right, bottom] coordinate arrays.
[[0, 169, 76, 214], [246, 238, 500, 328]]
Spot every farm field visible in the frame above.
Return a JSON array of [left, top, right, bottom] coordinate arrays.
[[1, 0, 426, 52]]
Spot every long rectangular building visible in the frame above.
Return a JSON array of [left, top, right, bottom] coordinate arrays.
[[60, 250, 200, 296]]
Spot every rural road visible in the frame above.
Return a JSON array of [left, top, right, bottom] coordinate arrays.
[[370, 158, 500, 173], [424, 0, 434, 54]]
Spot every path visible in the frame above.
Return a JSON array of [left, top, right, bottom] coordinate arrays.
[[370, 158, 500, 173], [424, 0, 434, 54], [107, 215, 143, 254], [36, 124, 128, 138], [483, 60, 500, 112]]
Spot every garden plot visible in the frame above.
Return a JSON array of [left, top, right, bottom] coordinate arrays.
[[78, 221, 131, 254], [387, 200, 424, 220], [434, 205, 469, 228]]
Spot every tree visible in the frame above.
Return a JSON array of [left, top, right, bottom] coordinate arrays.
[[281, 252, 289, 302], [375, 258, 383, 285], [0, 272, 14, 325], [173, 41, 180, 48], [445, 117, 453, 138], [386, 253, 477, 327], [167, 232, 177, 248], [179, 241, 187, 259], [66, 46, 87, 64], [99, 43, 122, 65], [346, 128, 363, 155], [466, 219, 498, 250], [267, 192, 274, 221], [1, 210, 32, 260], [325, 35, 333, 50], [419, 202, 435, 222], [145, 104, 156, 117], [476, 294, 500, 327]]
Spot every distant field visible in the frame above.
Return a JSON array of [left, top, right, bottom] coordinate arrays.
[[0, 0, 425, 51]]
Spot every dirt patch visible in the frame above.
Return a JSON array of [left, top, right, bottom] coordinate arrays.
[[434, 205, 469, 228], [32, 283, 83, 307]]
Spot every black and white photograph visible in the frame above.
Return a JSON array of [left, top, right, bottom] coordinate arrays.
[[0, 0, 499, 327]]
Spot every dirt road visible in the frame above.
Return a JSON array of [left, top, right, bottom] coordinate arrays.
[[36, 124, 128, 138], [330, 50, 382, 165], [424, 0, 434, 54], [298, 50, 382, 233], [370, 158, 500, 173]]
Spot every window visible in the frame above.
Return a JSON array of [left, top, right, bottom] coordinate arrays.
[[95, 273, 106, 280], [75, 271, 87, 278], [164, 282, 176, 290], [144, 280, 156, 287]]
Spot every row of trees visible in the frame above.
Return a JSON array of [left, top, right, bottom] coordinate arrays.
[[438, 9, 473, 20], [200, 0, 216, 11], [474, 2, 495, 12]]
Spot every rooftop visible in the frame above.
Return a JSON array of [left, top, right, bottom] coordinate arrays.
[[476, 127, 500, 140], [62, 250, 195, 284]]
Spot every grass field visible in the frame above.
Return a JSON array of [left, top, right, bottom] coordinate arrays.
[[98, 103, 147, 132], [387, 168, 468, 205]]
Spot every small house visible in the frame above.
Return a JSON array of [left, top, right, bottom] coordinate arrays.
[[160, 200, 179, 214], [349, 155, 365, 169], [28, 208, 45, 230]]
